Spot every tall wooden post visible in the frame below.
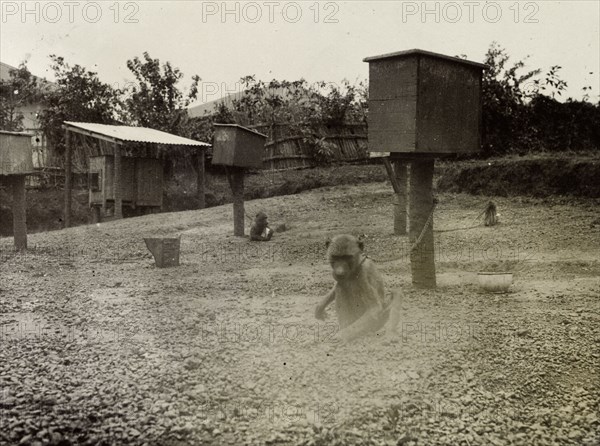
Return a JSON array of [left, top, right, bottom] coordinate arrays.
[[113, 143, 123, 219], [228, 167, 245, 236], [64, 130, 72, 228], [197, 147, 205, 209], [409, 159, 436, 288], [11, 175, 27, 250], [91, 206, 100, 224], [393, 160, 408, 235]]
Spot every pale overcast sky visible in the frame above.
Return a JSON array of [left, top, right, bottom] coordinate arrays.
[[1, 1, 599, 104]]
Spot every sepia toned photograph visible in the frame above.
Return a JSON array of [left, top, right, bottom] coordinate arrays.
[[1, 1, 599, 445]]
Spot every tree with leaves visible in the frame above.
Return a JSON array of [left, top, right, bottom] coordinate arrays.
[[0, 63, 46, 131], [124, 52, 200, 135], [481, 42, 540, 155], [38, 55, 120, 164], [227, 76, 366, 129]]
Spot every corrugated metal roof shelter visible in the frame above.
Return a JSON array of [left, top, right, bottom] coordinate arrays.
[[62, 122, 210, 227], [63, 121, 210, 146]]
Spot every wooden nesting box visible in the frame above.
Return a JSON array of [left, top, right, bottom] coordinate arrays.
[[364, 49, 486, 154], [0, 131, 35, 250], [0, 131, 35, 175], [212, 124, 267, 169], [88, 155, 163, 210]]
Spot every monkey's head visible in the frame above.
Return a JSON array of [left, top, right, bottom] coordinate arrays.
[[326, 234, 364, 282], [255, 211, 268, 227]]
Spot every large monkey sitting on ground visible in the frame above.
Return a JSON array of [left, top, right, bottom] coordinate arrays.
[[315, 234, 391, 342]]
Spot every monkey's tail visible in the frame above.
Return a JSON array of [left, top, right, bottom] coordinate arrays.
[[381, 291, 395, 318]]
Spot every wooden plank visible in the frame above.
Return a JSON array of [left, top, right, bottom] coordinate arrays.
[[409, 159, 436, 288], [64, 131, 72, 228], [0, 133, 35, 175], [121, 157, 136, 202], [113, 143, 123, 219], [11, 175, 27, 250], [393, 160, 408, 236], [88, 156, 103, 206], [369, 56, 418, 100], [368, 98, 417, 152], [416, 56, 481, 153], [63, 125, 122, 145], [103, 155, 114, 199], [197, 147, 205, 209], [226, 167, 245, 236], [264, 133, 367, 147], [136, 158, 163, 207]]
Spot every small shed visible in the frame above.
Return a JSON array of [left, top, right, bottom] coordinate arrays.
[[88, 155, 163, 212], [364, 49, 486, 154], [62, 122, 210, 226], [0, 130, 36, 250]]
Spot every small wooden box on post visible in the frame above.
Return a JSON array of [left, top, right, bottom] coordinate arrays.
[[212, 124, 267, 236], [0, 131, 36, 250], [364, 49, 485, 288]]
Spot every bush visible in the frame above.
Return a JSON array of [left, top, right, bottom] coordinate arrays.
[[481, 42, 599, 157]]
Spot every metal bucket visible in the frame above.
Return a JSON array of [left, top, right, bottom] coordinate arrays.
[[478, 272, 513, 293], [144, 237, 180, 268]]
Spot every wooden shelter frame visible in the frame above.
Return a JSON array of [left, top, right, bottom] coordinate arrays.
[[62, 122, 210, 227]]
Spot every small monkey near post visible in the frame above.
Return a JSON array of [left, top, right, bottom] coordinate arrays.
[[212, 124, 267, 237]]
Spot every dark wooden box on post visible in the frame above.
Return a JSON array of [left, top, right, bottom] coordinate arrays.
[[0, 131, 36, 250], [212, 124, 267, 169], [364, 49, 485, 155], [0, 131, 35, 175], [212, 124, 267, 237]]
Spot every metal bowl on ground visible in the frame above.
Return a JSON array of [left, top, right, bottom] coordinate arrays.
[[478, 272, 513, 293]]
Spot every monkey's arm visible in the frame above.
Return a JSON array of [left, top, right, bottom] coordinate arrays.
[[250, 234, 272, 241], [250, 224, 272, 241], [315, 285, 336, 320]]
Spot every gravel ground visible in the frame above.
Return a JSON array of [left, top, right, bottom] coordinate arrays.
[[1, 182, 599, 445]]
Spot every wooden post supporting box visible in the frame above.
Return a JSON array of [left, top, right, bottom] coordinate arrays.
[[212, 124, 267, 236], [0, 131, 35, 250]]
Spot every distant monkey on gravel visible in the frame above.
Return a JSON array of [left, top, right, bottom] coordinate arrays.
[[484, 201, 498, 227], [250, 212, 273, 241], [315, 234, 392, 342]]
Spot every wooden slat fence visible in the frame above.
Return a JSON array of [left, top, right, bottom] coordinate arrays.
[[250, 123, 369, 171]]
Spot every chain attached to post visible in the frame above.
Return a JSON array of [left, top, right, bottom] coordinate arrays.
[[410, 198, 438, 252]]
